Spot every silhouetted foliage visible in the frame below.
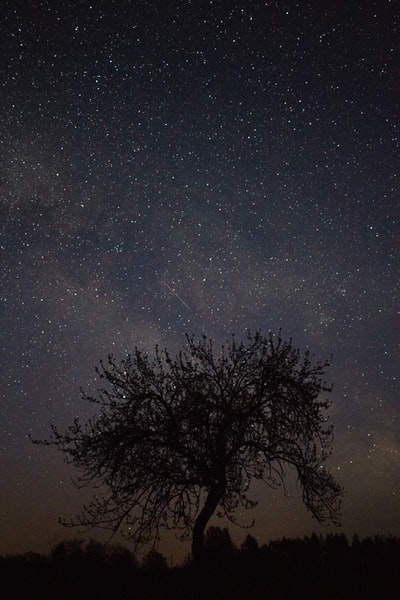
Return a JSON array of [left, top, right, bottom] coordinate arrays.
[[32, 331, 343, 561], [1, 535, 399, 599], [204, 526, 236, 562], [46, 538, 138, 599], [241, 533, 259, 552], [142, 548, 168, 572]]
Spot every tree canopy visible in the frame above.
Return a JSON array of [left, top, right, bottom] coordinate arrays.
[[34, 331, 343, 560]]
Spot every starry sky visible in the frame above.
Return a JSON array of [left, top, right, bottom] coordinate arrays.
[[1, 0, 399, 560]]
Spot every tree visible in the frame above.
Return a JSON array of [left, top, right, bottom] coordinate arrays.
[[142, 549, 168, 572], [204, 526, 236, 560], [33, 331, 343, 561], [241, 533, 259, 553]]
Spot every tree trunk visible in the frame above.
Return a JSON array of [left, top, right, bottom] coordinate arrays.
[[192, 486, 224, 562]]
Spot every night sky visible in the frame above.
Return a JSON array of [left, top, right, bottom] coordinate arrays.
[[1, 1, 399, 561]]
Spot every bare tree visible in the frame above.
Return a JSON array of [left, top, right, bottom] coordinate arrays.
[[33, 331, 343, 561]]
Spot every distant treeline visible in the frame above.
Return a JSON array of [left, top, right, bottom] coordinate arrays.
[[1, 529, 399, 599]]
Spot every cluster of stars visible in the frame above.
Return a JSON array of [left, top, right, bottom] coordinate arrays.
[[1, 0, 399, 557]]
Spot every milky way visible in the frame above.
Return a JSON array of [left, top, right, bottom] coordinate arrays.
[[1, 1, 399, 559]]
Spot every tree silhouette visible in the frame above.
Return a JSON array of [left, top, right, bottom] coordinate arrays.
[[204, 526, 236, 560], [241, 533, 259, 553], [33, 331, 343, 561]]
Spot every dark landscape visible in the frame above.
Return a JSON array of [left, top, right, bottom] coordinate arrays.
[[2, 530, 399, 600]]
